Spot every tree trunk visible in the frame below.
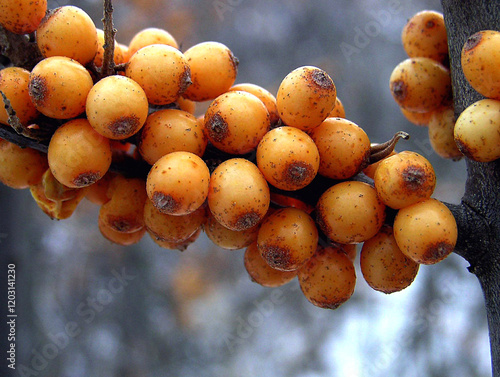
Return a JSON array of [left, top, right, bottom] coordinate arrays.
[[441, 1, 500, 375]]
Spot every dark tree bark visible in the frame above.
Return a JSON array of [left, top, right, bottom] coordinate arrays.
[[441, 1, 500, 375]]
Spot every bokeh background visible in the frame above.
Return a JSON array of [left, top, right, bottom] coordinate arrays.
[[0, 0, 490, 376]]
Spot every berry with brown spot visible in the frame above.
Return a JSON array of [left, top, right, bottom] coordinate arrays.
[[360, 225, 419, 294], [401, 10, 448, 64], [86, 75, 149, 140], [244, 241, 297, 287], [183, 41, 239, 101], [298, 245, 356, 310], [461, 30, 500, 100], [204, 91, 270, 154], [98, 217, 146, 246], [204, 212, 259, 250], [257, 207, 318, 271], [29, 56, 93, 119], [256, 126, 319, 191], [316, 181, 386, 244], [374, 151, 436, 209], [309, 117, 370, 180], [47, 119, 112, 188], [393, 198, 457, 265], [0, 0, 46, 34], [454, 99, 500, 162], [389, 57, 451, 113], [36, 6, 98, 65], [125, 44, 191, 105], [208, 158, 270, 231], [277, 66, 337, 131], [146, 151, 210, 216]]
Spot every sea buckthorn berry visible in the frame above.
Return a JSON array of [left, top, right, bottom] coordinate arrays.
[[328, 96, 346, 118], [86, 75, 149, 140], [0, 0, 46, 34], [428, 107, 462, 160], [454, 99, 500, 162], [400, 107, 434, 127], [138, 109, 207, 165], [0, 67, 39, 127], [401, 10, 448, 64], [93, 29, 125, 67], [128, 27, 179, 56], [256, 126, 319, 191], [389, 57, 451, 113], [176, 96, 196, 115], [257, 207, 318, 271], [99, 217, 146, 246], [316, 181, 386, 244], [150, 227, 201, 251], [183, 41, 239, 101], [244, 241, 297, 287], [277, 66, 337, 131], [229, 83, 280, 125], [298, 245, 356, 310], [374, 151, 436, 209], [204, 91, 270, 155], [144, 199, 206, 243], [47, 119, 112, 188], [362, 150, 396, 180], [29, 56, 93, 119], [360, 225, 419, 294], [146, 151, 210, 216], [205, 212, 259, 250], [85, 172, 116, 205], [116, 43, 130, 64], [393, 198, 457, 265], [309, 117, 370, 180], [461, 30, 500, 100], [36, 6, 98, 65], [125, 44, 191, 105], [99, 175, 148, 233], [208, 158, 270, 231], [0, 139, 47, 189]]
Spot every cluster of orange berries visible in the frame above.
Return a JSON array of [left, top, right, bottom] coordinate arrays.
[[390, 10, 500, 163], [0, 1, 460, 310]]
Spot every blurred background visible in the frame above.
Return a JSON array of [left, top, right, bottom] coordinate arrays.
[[0, 0, 490, 376]]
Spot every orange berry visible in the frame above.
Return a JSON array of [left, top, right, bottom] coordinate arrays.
[[428, 107, 462, 159], [256, 126, 319, 191], [389, 57, 451, 113], [47, 119, 112, 188], [36, 6, 98, 65], [0, 67, 39, 127], [138, 109, 207, 165], [29, 56, 93, 119], [257, 207, 318, 271], [0, 139, 48, 189], [183, 41, 239, 101], [374, 151, 436, 209], [400, 107, 434, 127], [454, 99, 500, 162], [204, 212, 259, 250], [316, 181, 386, 244], [99, 218, 146, 246], [85, 172, 115, 205], [309, 117, 370, 179], [0, 0, 46, 34], [93, 29, 125, 67], [229, 83, 280, 125], [176, 96, 196, 115], [328, 96, 346, 118], [204, 91, 270, 154], [298, 245, 356, 310], [244, 241, 297, 287], [125, 44, 191, 105], [86, 75, 149, 140], [393, 198, 457, 265], [150, 227, 201, 251], [128, 27, 178, 56], [401, 10, 448, 64], [362, 150, 396, 180], [360, 225, 419, 294], [277, 66, 337, 131], [461, 30, 500, 100], [208, 158, 270, 231], [146, 151, 210, 216]]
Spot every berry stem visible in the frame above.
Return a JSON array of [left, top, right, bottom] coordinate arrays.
[[100, 0, 116, 78], [369, 130, 409, 164]]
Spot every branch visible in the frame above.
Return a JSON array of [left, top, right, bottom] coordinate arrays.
[[0, 25, 43, 70], [100, 0, 116, 78]]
